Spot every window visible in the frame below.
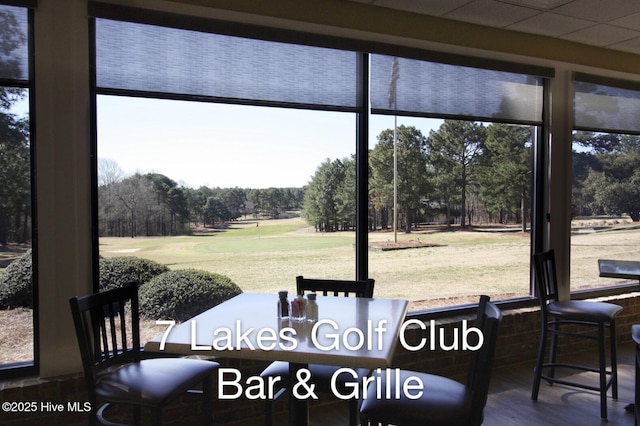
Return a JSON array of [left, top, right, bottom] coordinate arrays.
[[91, 8, 552, 314], [92, 16, 361, 320], [571, 74, 640, 291], [97, 98, 357, 291], [0, 3, 35, 373], [368, 55, 545, 310]]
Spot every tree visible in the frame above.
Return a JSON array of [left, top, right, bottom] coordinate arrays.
[[477, 123, 532, 230], [0, 8, 29, 246], [115, 174, 154, 237], [302, 158, 352, 232], [144, 173, 189, 235], [369, 125, 429, 232], [204, 196, 230, 226], [98, 158, 123, 187], [0, 112, 29, 245], [428, 120, 485, 227], [580, 134, 640, 221]]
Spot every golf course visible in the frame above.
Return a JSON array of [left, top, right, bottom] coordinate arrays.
[[99, 215, 640, 310]]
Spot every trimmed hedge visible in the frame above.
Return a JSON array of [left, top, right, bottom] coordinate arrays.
[[99, 256, 169, 292], [139, 269, 242, 321], [0, 249, 32, 309]]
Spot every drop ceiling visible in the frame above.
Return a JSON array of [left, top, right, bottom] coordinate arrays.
[[347, 0, 640, 55]]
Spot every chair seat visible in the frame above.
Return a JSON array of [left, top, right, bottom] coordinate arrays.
[[260, 360, 369, 393], [548, 300, 622, 322], [359, 369, 472, 426], [633, 324, 640, 345], [96, 358, 218, 407]]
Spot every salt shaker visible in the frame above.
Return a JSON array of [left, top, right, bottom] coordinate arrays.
[[305, 292, 318, 323]]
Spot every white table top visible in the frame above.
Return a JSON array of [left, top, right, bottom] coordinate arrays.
[[144, 293, 409, 369]]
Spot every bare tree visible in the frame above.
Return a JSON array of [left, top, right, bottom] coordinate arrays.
[[98, 158, 124, 187]]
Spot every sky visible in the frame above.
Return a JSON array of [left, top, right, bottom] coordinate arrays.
[[97, 95, 442, 189]]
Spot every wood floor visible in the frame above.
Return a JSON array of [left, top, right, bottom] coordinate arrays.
[[243, 341, 638, 426]]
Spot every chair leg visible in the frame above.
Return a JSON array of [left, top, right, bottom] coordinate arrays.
[[265, 398, 274, 426], [599, 322, 608, 421], [531, 321, 547, 400], [151, 407, 162, 426], [548, 322, 559, 381], [203, 373, 213, 426], [349, 398, 358, 426], [610, 320, 618, 399], [265, 387, 286, 426], [134, 406, 141, 425]]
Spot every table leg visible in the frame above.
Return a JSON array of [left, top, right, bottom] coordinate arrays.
[[288, 362, 309, 426]]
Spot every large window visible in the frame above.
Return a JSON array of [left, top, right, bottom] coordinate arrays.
[[92, 16, 362, 327], [367, 55, 544, 309], [0, 4, 35, 371], [91, 9, 551, 315], [97, 98, 357, 293], [571, 74, 640, 291]]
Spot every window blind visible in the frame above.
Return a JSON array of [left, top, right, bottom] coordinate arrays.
[[95, 19, 358, 111], [0, 4, 29, 82], [574, 73, 640, 135], [370, 54, 544, 125]]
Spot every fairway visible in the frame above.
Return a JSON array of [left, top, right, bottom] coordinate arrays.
[[99, 216, 640, 310]]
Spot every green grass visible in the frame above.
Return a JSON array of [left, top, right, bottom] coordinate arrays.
[[99, 216, 640, 310]]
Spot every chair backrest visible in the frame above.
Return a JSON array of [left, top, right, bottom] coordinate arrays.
[[69, 282, 141, 394], [532, 250, 560, 308], [466, 295, 502, 426], [296, 275, 374, 298]]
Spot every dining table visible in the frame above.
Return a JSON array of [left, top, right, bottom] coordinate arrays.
[[144, 292, 409, 426], [598, 259, 640, 284]]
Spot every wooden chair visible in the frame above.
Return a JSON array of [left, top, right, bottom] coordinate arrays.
[[69, 282, 218, 426], [359, 295, 502, 426], [531, 250, 622, 420], [260, 275, 375, 426]]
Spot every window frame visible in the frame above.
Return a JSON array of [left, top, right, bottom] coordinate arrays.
[[0, 3, 38, 378], [87, 2, 563, 320]]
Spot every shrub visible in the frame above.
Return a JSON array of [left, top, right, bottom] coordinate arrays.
[[0, 249, 33, 309], [99, 256, 169, 292], [139, 269, 242, 321]]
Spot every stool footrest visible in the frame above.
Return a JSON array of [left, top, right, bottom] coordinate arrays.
[[540, 364, 616, 394]]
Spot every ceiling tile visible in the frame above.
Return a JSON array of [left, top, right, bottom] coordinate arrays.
[[507, 11, 593, 36], [561, 23, 640, 46], [444, 0, 541, 27], [609, 12, 640, 31], [344, 0, 640, 54], [552, 0, 640, 22], [608, 36, 640, 54], [497, 0, 573, 9], [372, 0, 473, 16]]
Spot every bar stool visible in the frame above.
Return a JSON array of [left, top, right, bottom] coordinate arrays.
[[531, 250, 622, 420]]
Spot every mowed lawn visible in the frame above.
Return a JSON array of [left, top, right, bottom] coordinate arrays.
[[100, 216, 640, 308], [2, 217, 640, 364]]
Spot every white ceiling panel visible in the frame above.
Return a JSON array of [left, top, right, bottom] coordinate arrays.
[[373, 0, 473, 16], [507, 11, 593, 36], [610, 12, 640, 32], [350, 0, 640, 54], [561, 24, 639, 47], [551, 0, 640, 22], [443, 0, 540, 27]]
